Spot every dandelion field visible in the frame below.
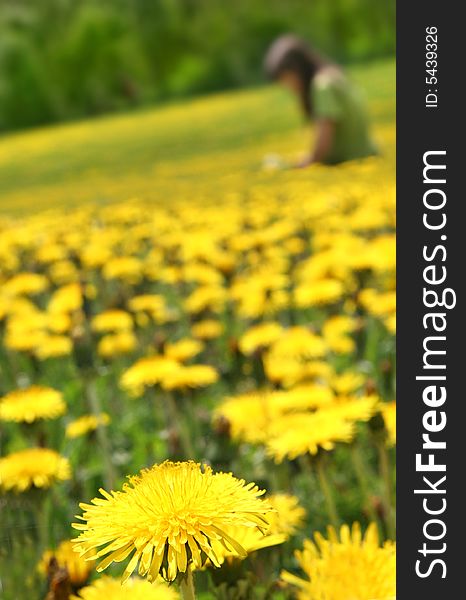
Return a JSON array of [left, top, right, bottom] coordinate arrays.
[[0, 60, 395, 599]]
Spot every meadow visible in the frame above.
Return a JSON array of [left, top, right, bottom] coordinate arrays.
[[0, 60, 395, 599]]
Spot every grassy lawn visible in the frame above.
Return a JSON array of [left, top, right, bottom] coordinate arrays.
[[0, 60, 394, 215]]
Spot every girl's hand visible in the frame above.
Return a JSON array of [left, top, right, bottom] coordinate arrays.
[[293, 155, 314, 169], [262, 153, 287, 171]]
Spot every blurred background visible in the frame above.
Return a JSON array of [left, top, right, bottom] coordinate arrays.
[[0, 0, 395, 133]]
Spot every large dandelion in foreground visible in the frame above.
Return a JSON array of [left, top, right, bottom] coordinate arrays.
[[281, 522, 396, 600], [72, 461, 272, 598]]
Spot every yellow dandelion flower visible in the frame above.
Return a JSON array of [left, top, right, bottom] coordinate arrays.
[[263, 354, 329, 387], [209, 525, 286, 566], [385, 313, 396, 334], [272, 385, 334, 412], [294, 278, 344, 308], [3, 272, 49, 297], [35, 334, 73, 360], [127, 294, 168, 322], [161, 364, 218, 391], [1, 296, 37, 318], [322, 316, 357, 340], [0, 386, 66, 423], [66, 413, 111, 439], [231, 274, 289, 319], [266, 412, 354, 462], [214, 391, 278, 444], [325, 394, 379, 423], [330, 372, 365, 395], [36, 243, 67, 264], [184, 286, 227, 314], [238, 322, 284, 355], [322, 315, 358, 354], [81, 245, 112, 269], [0, 448, 71, 492], [269, 327, 326, 360], [71, 575, 178, 600], [39, 540, 95, 587], [72, 461, 272, 583], [4, 327, 47, 352], [380, 401, 396, 446], [92, 310, 133, 333], [42, 311, 72, 334], [267, 493, 306, 537], [49, 260, 79, 285], [281, 523, 396, 600], [103, 256, 143, 284], [325, 334, 355, 354], [48, 283, 83, 314], [302, 361, 335, 381], [120, 356, 180, 397], [359, 289, 396, 317], [214, 386, 333, 445], [182, 262, 223, 286], [98, 331, 137, 358], [165, 338, 204, 362], [191, 319, 223, 340]]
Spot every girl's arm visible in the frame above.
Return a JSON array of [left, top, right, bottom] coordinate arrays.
[[296, 118, 336, 167]]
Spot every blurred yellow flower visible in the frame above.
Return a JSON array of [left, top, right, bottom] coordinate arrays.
[[161, 364, 218, 391], [39, 540, 94, 587], [267, 493, 306, 537], [120, 356, 179, 396], [266, 411, 354, 462], [330, 371, 365, 395], [35, 334, 73, 360], [184, 285, 227, 314], [294, 278, 344, 308], [208, 525, 286, 566], [48, 283, 83, 314], [238, 321, 284, 355], [3, 272, 49, 297], [0, 448, 71, 492], [281, 523, 396, 600], [0, 386, 65, 423], [269, 327, 326, 360], [98, 331, 137, 358], [127, 294, 168, 322], [71, 575, 178, 600], [66, 413, 110, 439], [103, 256, 143, 283], [165, 338, 204, 362], [92, 310, 133, 332], [191, 319, 223, 340], [380, 401, 396, 446]]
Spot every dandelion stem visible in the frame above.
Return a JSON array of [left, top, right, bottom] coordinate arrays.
[[376, 438, 396, 538], [350, 443, 383, 533], [34, 493, 50, 553], [179, 569, 196, 600], [85, 377, 116, 489], [315, 455, 340, 529], [166, 392, 196, 460]]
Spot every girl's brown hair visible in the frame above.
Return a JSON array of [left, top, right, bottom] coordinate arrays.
[[264, 35, 329, 118]]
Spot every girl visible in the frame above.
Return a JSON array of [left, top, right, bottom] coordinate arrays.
[[264, 35, 377, 167]]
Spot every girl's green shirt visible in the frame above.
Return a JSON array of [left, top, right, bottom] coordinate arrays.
[[311, 70, 377, 164]]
